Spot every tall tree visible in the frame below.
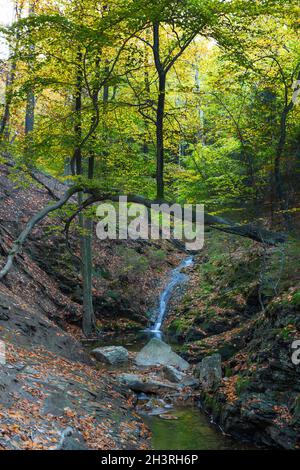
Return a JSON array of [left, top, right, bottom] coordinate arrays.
[[0, 0, 22, 140], [24, 0, 36, 137]]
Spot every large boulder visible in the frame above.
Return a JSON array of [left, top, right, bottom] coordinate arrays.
[[118, 373, 178, 394], [92, 346, 129, 365], [162, 365, 186, 383], [197, 353, 222, 390], [135, 338, 189, 371]]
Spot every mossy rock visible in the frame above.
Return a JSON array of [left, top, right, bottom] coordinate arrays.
[[168, 318, 191, 335], [216, 343, 238, 360]]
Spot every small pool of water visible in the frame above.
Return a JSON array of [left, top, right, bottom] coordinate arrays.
[[88, 332, 245, 449], [143, 406, 245, 450], [85, 330, 152, 353], [85, 329, 183, 354], [86, 256, 251, 450]]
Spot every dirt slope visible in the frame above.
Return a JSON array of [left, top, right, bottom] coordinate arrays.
[[0, 163, 179, 449]]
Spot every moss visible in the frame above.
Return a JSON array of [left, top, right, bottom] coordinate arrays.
[[217, 344, 238, 360], [291, 291, 300, 307], [106, 290, 119, 300], [168, 318, 191, 335], [93, 266, 111, 280], [115, 246, 149, 274], [225, 366, 233, 378], [148, 248, 167, 264], [278, 325, 296, 340], [236, 376, 250, 396], [203, 392, 222, 416]]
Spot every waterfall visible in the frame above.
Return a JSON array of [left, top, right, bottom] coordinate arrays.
[[150, 256, 194, 338]]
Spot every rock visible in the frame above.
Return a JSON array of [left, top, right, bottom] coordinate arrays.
[[148, 407, 168, 416], [42, 391, 73, 417], [159, 414, 178, 420], [137, 392, 149, 403], [135, 338, 189, 371], [23, 366, 41, 375], [92, 346, 129, 365], [118, 373, 178, 394], [56, 427, 88, 450], [181, 376, 199, 388], [163, 365, 186, 383], [198, 353, 222, 390], [0, 309, 9, 321]]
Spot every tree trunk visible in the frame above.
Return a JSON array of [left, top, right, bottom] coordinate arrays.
[[0, 1, 21, 140], [156, 72, 166, 199], [73, 50, 96, 337], [81, 218, 95, 337], [78, 194, 96, 337], [25, 90, 35, 136], [25, 2, 35, 138], [274, 69, 300, 206], [0, 63, 16, 140], [152, 22, 166, 200], [274, 108, 288, 204], [142, 36, 151, 159]]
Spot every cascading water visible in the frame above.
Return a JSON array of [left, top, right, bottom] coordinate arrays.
[[90, 254, 246, 450], [150, 256, 194, 338]]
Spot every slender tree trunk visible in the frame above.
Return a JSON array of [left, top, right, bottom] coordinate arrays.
[[152, 22, 166, 200], [0, 62, 16, 140], [142, 34, 151, 158], [25, 90, 35, 136], [156, 72, 166, 199], [0, 1, 21, 140], [81, 108, 98, 337], [79, 199, 96, 337], [25, 2, 35, 138], [274, 69, 300, 207], [103, 75, 109, 105], [151, 22, 195, 199], [274, 108, 289, 204], [102, 64, 109, 172], [82, 145, 96, 336], [73, 51, 96, 337]]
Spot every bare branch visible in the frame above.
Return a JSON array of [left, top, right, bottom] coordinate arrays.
[[0, 186, 79, 279], [0, 186, 287, 280]]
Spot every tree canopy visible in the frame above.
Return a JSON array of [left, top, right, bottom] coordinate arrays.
[[0, 0, 299, 334]]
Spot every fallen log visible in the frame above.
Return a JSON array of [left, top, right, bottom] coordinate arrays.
[[0, 185, 287, 280]]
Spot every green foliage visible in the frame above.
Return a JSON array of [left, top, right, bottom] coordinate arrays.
[[236, 376, 250, 396], [147, 248, 167, 266], [292, 291, 300, 307], [1, 0, 299, 227], [169, 317, 191, 335], [115, 246, 149, 275]]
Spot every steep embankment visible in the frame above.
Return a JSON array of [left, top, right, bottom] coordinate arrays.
[[0, 163, 181, 331], [165, 231, 300, 449], [0, 163, 180, 449], [0, 289, 150, 449]]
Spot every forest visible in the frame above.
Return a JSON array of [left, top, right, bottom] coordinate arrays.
[[0, 0, 299, 454]]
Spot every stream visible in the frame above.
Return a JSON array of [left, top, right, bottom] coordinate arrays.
[[93, 256, 244, 450], [149, 256, 194, 338]]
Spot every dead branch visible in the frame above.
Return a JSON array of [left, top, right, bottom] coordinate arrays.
[[0, 185, 287, 280], [0, 186, 79, 279]]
